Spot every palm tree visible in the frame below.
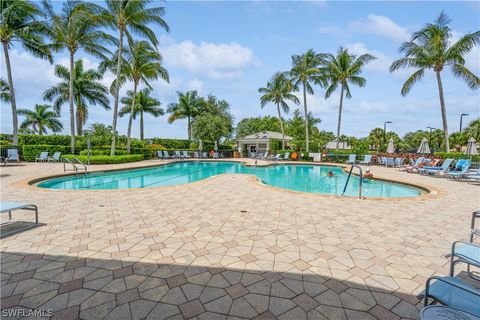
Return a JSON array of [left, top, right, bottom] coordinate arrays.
[[1, 0, 51, 145], [323, 47, 376, 149], [258, 73, 299, 149], [106, 40, 168, 153], [18, 104, 63, 135], [99, 0, 169, 156], [43, 0, 113, 153], [390, 12, 480, 152], [119, 88, 164, 140], [0, 78, 10, 102], [43, 60, 110, 136], [167, 91, 204, 140], [289, 49, 325, 152]]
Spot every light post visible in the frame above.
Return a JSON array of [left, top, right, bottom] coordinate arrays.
[[383, 121, 392, 146], [460, 113, 469, 133], [426, 126, 435, 147]]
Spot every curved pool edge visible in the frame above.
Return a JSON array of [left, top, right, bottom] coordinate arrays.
[[25, 159, 442, 201]]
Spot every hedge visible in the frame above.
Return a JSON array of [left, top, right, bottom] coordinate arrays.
[[79, 149, 129, 156], [150, 138, 191, 149], [19, 134, 72, 146], [435, 152, 480, 162], [22, 145, 68, 161], [62, 154, 144, 164]]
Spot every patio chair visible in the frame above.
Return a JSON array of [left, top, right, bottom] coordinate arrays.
[[346, 154, 356, 164], [385, 157, 395, 167], [420, 305, 480, 320], [193, 152, 199, 158], [202, 152, 208, 159], [419, 159, 454, 176], [471, 211, 480, 242], [282, 152, 290, 160], [446, 160, 470, 180], [359, 155, 372, 165], [466, 169, 480, 184], [48, 152, 62, 162], [449, 241, 480, 281], [2, 149, 19, 166], [182, 151, 191, 159], [156, 151, 163, 159], [213, 152, 219, 159], [420, 276, 480, 317], [36, 152, 49, 162], [394, 157, 405, 168], [405, 157, 425, 173], [379, 157, 387, 166], [1, 201, 39, 238]]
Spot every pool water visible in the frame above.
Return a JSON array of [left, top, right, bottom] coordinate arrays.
[[37, 161, 422, 198]]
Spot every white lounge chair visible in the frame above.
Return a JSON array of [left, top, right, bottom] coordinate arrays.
[[36, 152, 49, 162], [360, 155, 372, 165], [48, 152, 62, 162], [182, 151, 191, 159], [347, 154, 356, 164], [2, 149, 19, 166], [1, 201, 39, 237]]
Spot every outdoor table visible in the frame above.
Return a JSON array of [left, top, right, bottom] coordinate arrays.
[[420, 306, 480, 320]]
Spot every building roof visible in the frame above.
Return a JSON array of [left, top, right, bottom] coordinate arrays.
[[238, 131, 293, 142]]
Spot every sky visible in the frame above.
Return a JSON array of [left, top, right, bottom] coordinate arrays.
[[1, 0, 479, 140]]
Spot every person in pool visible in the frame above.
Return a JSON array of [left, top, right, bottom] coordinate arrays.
[[327, 170, 335, 177], [364, 169, 373, 179]]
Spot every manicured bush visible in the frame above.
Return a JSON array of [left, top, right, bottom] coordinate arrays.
[[435, 152, 480, 162], [79, 148, 129, 156], [19, 134, 72, 146], [150, 138, 192, 149], [62, 154, 144, 164], [22, 145, 68, 161]]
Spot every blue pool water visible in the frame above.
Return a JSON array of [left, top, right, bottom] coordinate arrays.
[[37, 161, 422, 197]]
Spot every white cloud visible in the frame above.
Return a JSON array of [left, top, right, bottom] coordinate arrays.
[[451, 30, 480, 73], [349, 14, 410, 42], [160, 40, 256, 80], [317, 25, 344, 36], [187, 79, 204, 93], [346, 42, 392, 73]]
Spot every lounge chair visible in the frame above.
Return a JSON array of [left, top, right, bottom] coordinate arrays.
[[420, 276, 480, 317], [48, 152, 62, 162], [420, 305, 479, 319], [470, 211, 480, 242], [1, 201, 39, 238], [282, 152, 290, 160], [449, 241, 480, 280], [156, 151, 163, 159], [405, 157, 425, 173], [36, 152, 49, 162], [466, 169, 480, 184], [193, 152, 199, 158], [385, 157, 395, 167], [202, 152, 208, 159], [379, 157, 387, 166], [256, 152, 268, 160], [359, 155, 372, 165], [2, 149, 20, 166], [346, 154, 356, 164], [213, 152, 219, 159], [419, 159, 454, 176], [182, 151, 191, 159], [446, 160, 470, 180], [394, 157, 404, 168]]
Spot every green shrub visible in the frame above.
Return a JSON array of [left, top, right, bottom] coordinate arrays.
[[150, 138, 191, 149], [63, 154, 144, 164], [435, 152, 480, 162], [19, 134, 72, 146], [22, 145, 68, 161], [131, 147, 154, 159], [79, 148, 128, 156]]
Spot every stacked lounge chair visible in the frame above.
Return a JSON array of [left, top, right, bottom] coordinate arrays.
[[405, 157, 425, 173], [446, 160, 471, 180], [418, 158, 454, 176]]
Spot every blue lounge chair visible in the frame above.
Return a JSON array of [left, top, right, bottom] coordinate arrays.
[[48, 152, 62, 162], [2, 149, 20, 166], [419, 159, 454, 176], [282, 152, 290, 160], [1, 201, 39, 237], [156, 151, 162, 159], [405, 157, 425, 173], [385, 157, 395, 167], [446, 160, 470, 180], [421, 276, 480, 316], [347, 154, 356, 164], [449, 241, 480, 280], [379, 157, 387, 166], [467, 169, 480, 184], [36, 152, 49, 162], [393, 157, 404, 168], [360, 155, 372, 165]]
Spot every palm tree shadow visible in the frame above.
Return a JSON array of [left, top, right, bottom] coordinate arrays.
[[0, 251, 426, 320]]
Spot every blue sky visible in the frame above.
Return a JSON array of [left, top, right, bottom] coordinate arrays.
[[1, 0, 479, 139]]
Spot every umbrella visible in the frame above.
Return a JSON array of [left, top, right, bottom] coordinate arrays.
[[417, 138, 431, 154], [386, 138, 395, 153], [465, 137, 478, 155], [214, 140, 218, 151]]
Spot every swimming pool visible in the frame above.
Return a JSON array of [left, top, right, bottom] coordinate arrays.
[[37, 161, 423, 198]]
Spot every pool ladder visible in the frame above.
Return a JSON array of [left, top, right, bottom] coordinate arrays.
[[63, 157, 87, 175], [342, 163, 364, 200]]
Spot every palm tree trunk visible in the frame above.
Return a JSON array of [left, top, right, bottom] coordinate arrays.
[[76, 96, 82, 136], [68, 51, 76, 154], [110, 29, 124, 156], [187, 116, 191, 140], [126, 81, 138, 154], [435, 71, 449, 152], [140, 110, 144, 140], [335, 84, 345, 149], [302, 81, 309, 152], [2, 41, 18, 145], [276, 103, 286, 149]]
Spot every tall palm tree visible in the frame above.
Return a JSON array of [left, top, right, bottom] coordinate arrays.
[[1, 0, 51, 145], [323, 47, 376, 149], [0, 78, 10, 102], [390, 12, 480, 152], [99, 0, 169, 156], [119, 88, 164, 140], [43, 60, 110, 136], [289, 49, 325, 152], [43, 0, 113, 153], [258, 73, 299, 149], [105, 40, 168, 153], [167, 91, 204, 140], [18, 104, 63, 135]]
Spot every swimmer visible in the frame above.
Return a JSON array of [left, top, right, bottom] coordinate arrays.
[[364, 169, 373, 179], [327, 170, 335, 177]]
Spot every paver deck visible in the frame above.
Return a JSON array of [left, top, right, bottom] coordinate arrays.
[[1, 159, 478, 319]]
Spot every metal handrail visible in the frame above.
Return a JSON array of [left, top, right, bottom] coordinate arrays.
[[62, 157, 87, 175], [342, 162, 364, 199], [71, 157, 87, 174]]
